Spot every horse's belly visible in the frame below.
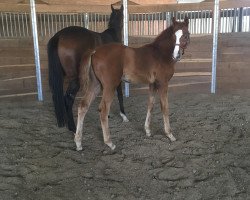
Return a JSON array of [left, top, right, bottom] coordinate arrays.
[[122, 73, 148, 84]]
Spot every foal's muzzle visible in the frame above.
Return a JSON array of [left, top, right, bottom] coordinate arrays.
[[176, 50, 182, 61]]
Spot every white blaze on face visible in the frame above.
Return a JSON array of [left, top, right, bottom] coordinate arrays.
[[173, 30, 183, 59]]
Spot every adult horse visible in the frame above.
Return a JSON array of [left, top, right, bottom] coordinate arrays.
[[47, 5, 128, 133], [75, 17, 190, 151]]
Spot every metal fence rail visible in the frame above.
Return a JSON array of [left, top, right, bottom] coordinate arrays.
[[128, 10, 213, 35], [0, 12, 31, 37], [0, 7, 249, 38], [36, 13, 110, 37]]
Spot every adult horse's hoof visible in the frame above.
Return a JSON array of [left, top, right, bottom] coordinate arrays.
[[120, 112, 129, 122]]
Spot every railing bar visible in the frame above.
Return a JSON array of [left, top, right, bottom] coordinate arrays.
[[38, 14, 42, 37], [2, 13, 6, 37], [147, 14, 149, 35], [94, 13, 96, 31], [27, 13, 30, 36], [227, 9, 229, 32], [48, 13, 51, 36], [5, 13, 10, 37], [152, 13, 154, 35], [21, 13, 25, 37], [13, 13, 17, 37], [10, 13, 14, 37], [42, 13, 45, 36], [247, 7, 250, 32], [55, 13, 59, 33], [59, 14, 62, 31], [142, 13, 144, 36]]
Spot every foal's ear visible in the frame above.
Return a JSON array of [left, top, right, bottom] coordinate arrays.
[[172, 17, 177, 25], [111, 4, 115, 12], [184, 16, 189, 25]]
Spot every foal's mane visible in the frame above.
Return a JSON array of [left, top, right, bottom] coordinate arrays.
[[152, 25, 174, 46]]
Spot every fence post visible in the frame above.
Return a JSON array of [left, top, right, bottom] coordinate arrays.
[[84, 13, 89, 29], [30, 0, 43, 101], [123, 0, 129, 97], [211, 0, 220, 94], [232, 8, 237, 32], [238, 7, 243, 32]]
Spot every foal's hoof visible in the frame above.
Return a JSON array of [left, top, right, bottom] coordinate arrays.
[[168, 134, 176, 142], [145, 130, 151, 137], [106, 142, 116, 150], [120, 112, 129, 122], [74, 139, 83, 151], [145, 126, 151, 137], [76, 146, 83, 151]]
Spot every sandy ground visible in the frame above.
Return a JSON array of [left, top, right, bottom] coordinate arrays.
[[0, 91, 250, 200]]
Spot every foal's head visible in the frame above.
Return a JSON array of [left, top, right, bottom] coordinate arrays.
[[172, 17, 190, 60], [108, 4, 124, 30]]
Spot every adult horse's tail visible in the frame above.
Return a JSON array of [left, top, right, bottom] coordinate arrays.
[[47, 35, 66, 127]]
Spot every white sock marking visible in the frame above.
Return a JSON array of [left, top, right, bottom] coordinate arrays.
[[120, 112, 129, 122]]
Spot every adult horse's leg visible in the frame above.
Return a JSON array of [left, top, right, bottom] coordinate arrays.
[[64, 79, 80, 132], [116, 83, 129, 122], [144, 83, 156, 137], [74, 84, 100, 151], [99, 88, 116, 150], [159, 86, 176, 142]]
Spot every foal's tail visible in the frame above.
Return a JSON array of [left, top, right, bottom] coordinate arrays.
[[79, 50, 96, 93], [47, 34, 66, 127]]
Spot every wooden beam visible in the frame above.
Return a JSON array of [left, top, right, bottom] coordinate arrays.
[[0, 0, 250, 13]]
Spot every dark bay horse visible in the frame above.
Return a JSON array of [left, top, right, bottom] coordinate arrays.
[[75, 17, 190, 151], [47, 5, 128, 133]]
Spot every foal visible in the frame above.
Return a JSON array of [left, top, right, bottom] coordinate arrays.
[[75, 17, 190, 151]]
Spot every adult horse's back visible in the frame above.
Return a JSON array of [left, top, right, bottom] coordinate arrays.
[[48, 5, 128, 133]]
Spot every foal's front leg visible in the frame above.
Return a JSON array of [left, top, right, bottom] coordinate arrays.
[[144, 83, 156, 136], [99, 88, 116, 150], [159, 88, 176, 142]]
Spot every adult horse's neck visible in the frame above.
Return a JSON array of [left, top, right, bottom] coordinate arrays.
[[107, 21, 122, 42], [151, 25, 176, 60]]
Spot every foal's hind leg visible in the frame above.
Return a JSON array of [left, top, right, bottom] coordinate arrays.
[[144, 83, 156, 137], [116, 83, 129, 122], [159, 88, 176, 142], [99, 88, 116, 150], [64, 79, 80, 132], [74, 85, 100, 151]]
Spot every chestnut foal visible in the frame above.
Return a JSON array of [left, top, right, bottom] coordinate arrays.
[[75, 17, 190, 151]]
